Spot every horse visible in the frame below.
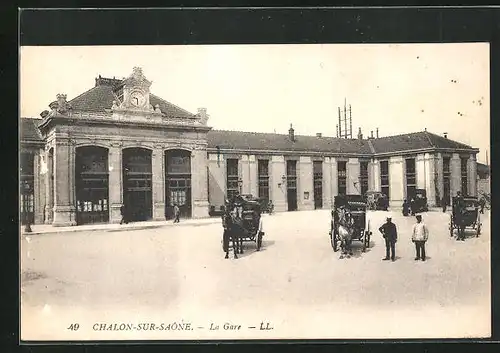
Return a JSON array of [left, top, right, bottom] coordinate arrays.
[[336, 208, 354, 258], [222, 209, 242, 259]]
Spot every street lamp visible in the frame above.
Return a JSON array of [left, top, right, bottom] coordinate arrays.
[[238, 178, 243, 194], [278, 175, 286, 187]]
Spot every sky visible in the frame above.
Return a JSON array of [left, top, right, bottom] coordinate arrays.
[[20, 44, 490, 164]]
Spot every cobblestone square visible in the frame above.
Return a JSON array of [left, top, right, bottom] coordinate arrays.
[[21, 209, 490, 340]]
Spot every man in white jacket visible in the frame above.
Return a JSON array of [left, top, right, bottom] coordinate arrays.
[[412, 214, 429, 261]]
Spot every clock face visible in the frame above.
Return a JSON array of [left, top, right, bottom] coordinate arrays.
[[130, 91, 146, 107]]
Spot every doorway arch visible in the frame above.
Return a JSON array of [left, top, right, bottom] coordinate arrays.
[[122, 147, 153, 221], [75, 146, 110, 225], [165, 149, 192, 219]]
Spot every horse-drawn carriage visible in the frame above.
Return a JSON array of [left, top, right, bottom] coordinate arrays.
[[329, 195, 372, 256], [365, 191, 389, 211], [449, 195, 482, 239], [409, 188, 429, 213], [222, 196, 265, 259]]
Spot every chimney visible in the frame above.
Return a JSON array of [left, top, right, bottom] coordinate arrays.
[[376, 128, 379, 138], [357, 127, 363, 140], [370, 130, 374, 139], [289, 124, 295, 142], [316, 133, 322, 138], [443, 132, 448, 139], [336, 124, 339, 138]]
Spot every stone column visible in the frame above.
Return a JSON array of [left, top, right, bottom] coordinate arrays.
[[44, 148, 54, 224], [108, 144, 123, 223], [322, 157, 332, 209], [468, 153, 478, 197], [388, 156, 405, 208], [249, 155, 258, 196], [52, 140, 77, 226], [208, 153, 226, 212], [298, 156, 314, 211], [191, 148, 209, 218], [435, 153, 444, 205], [450, 153, 461, 198], [270, 155, 286, 212], [151, 147, 165, 221], [241, 155, 251, 195], [347, 158, 361, 195]]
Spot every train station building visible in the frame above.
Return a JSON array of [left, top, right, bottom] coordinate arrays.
[[20, 67, 480, 227]]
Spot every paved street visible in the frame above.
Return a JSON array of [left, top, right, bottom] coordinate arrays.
[[21, 209, 490, 340]]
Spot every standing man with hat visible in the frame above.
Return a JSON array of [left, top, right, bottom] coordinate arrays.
[[379, 216, 398, 262], [412, 214, 429, 261]]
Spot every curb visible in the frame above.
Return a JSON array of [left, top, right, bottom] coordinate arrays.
[[21, 218, 222, 237]]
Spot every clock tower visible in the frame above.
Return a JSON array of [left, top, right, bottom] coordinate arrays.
[[114, 67, 157, 114]]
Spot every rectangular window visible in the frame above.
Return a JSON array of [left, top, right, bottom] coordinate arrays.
[[405, 158, 417, 198], [258, 159, 270, 201], [313, 161, 323, 209], [461, 157, 468, 195], [226, 158, 239, 201], [337, 161, 347, 195], [359, 161, 369, 196], [286, 160, 297, 189], [380, 160, 390, 200]]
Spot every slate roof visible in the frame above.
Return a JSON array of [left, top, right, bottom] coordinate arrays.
[[206, 130, 373, 154], [368, 131, 474, 154], [20, 118, 43, 143], [67, 79, 194, 119], [19, 117, 478, 155]]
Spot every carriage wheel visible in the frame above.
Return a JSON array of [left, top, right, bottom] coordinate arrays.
[[362, 231, 367, 252], [449, 215, 454, 237], [477, 223, 481, 237], [331, 230, 338, 252]]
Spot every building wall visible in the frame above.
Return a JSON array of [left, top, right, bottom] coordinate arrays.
[[450, 153, 461, 198], [467, 154, 478, 197], [347, 158, 361, 195], [322, 157, 333, 209]]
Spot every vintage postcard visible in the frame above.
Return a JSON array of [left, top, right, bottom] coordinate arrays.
[[20, 43, 490, 341]]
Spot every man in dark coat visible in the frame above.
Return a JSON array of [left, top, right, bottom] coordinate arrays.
[[120, 204, 128, 225], [379, 216, 398, 262], [402, 199, 410, 216], [441, 196, 447, 213], [173, 204, 180, 223]]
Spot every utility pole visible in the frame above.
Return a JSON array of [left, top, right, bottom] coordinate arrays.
[[338, 98, 353, 139]]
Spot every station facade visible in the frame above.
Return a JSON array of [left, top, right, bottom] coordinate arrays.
[[20, 68, 479, 226]]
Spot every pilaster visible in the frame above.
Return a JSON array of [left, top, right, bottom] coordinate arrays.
[[468, 154, 478, 197], [191, 148, 209, 218], [152, 147, 166, 220], [44, 149, 54, 224], [424, 153, 437, 206], [435, 153, 444, 205], [249, 155, 258, 197], [298, 156, 314, 211], [108, 144, 123, 223], [322, 157, 332, 209], [450, 153, 461, 198], [369, 159, 381, 192], [52, 139, 77, 226], [347, 158, 361, 195], [270, 155, 287, 212], [388, 156, 405, 207], [241, 155, 251, 195], [330, 157, 338, 197], [208, 153, 226, 211]]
